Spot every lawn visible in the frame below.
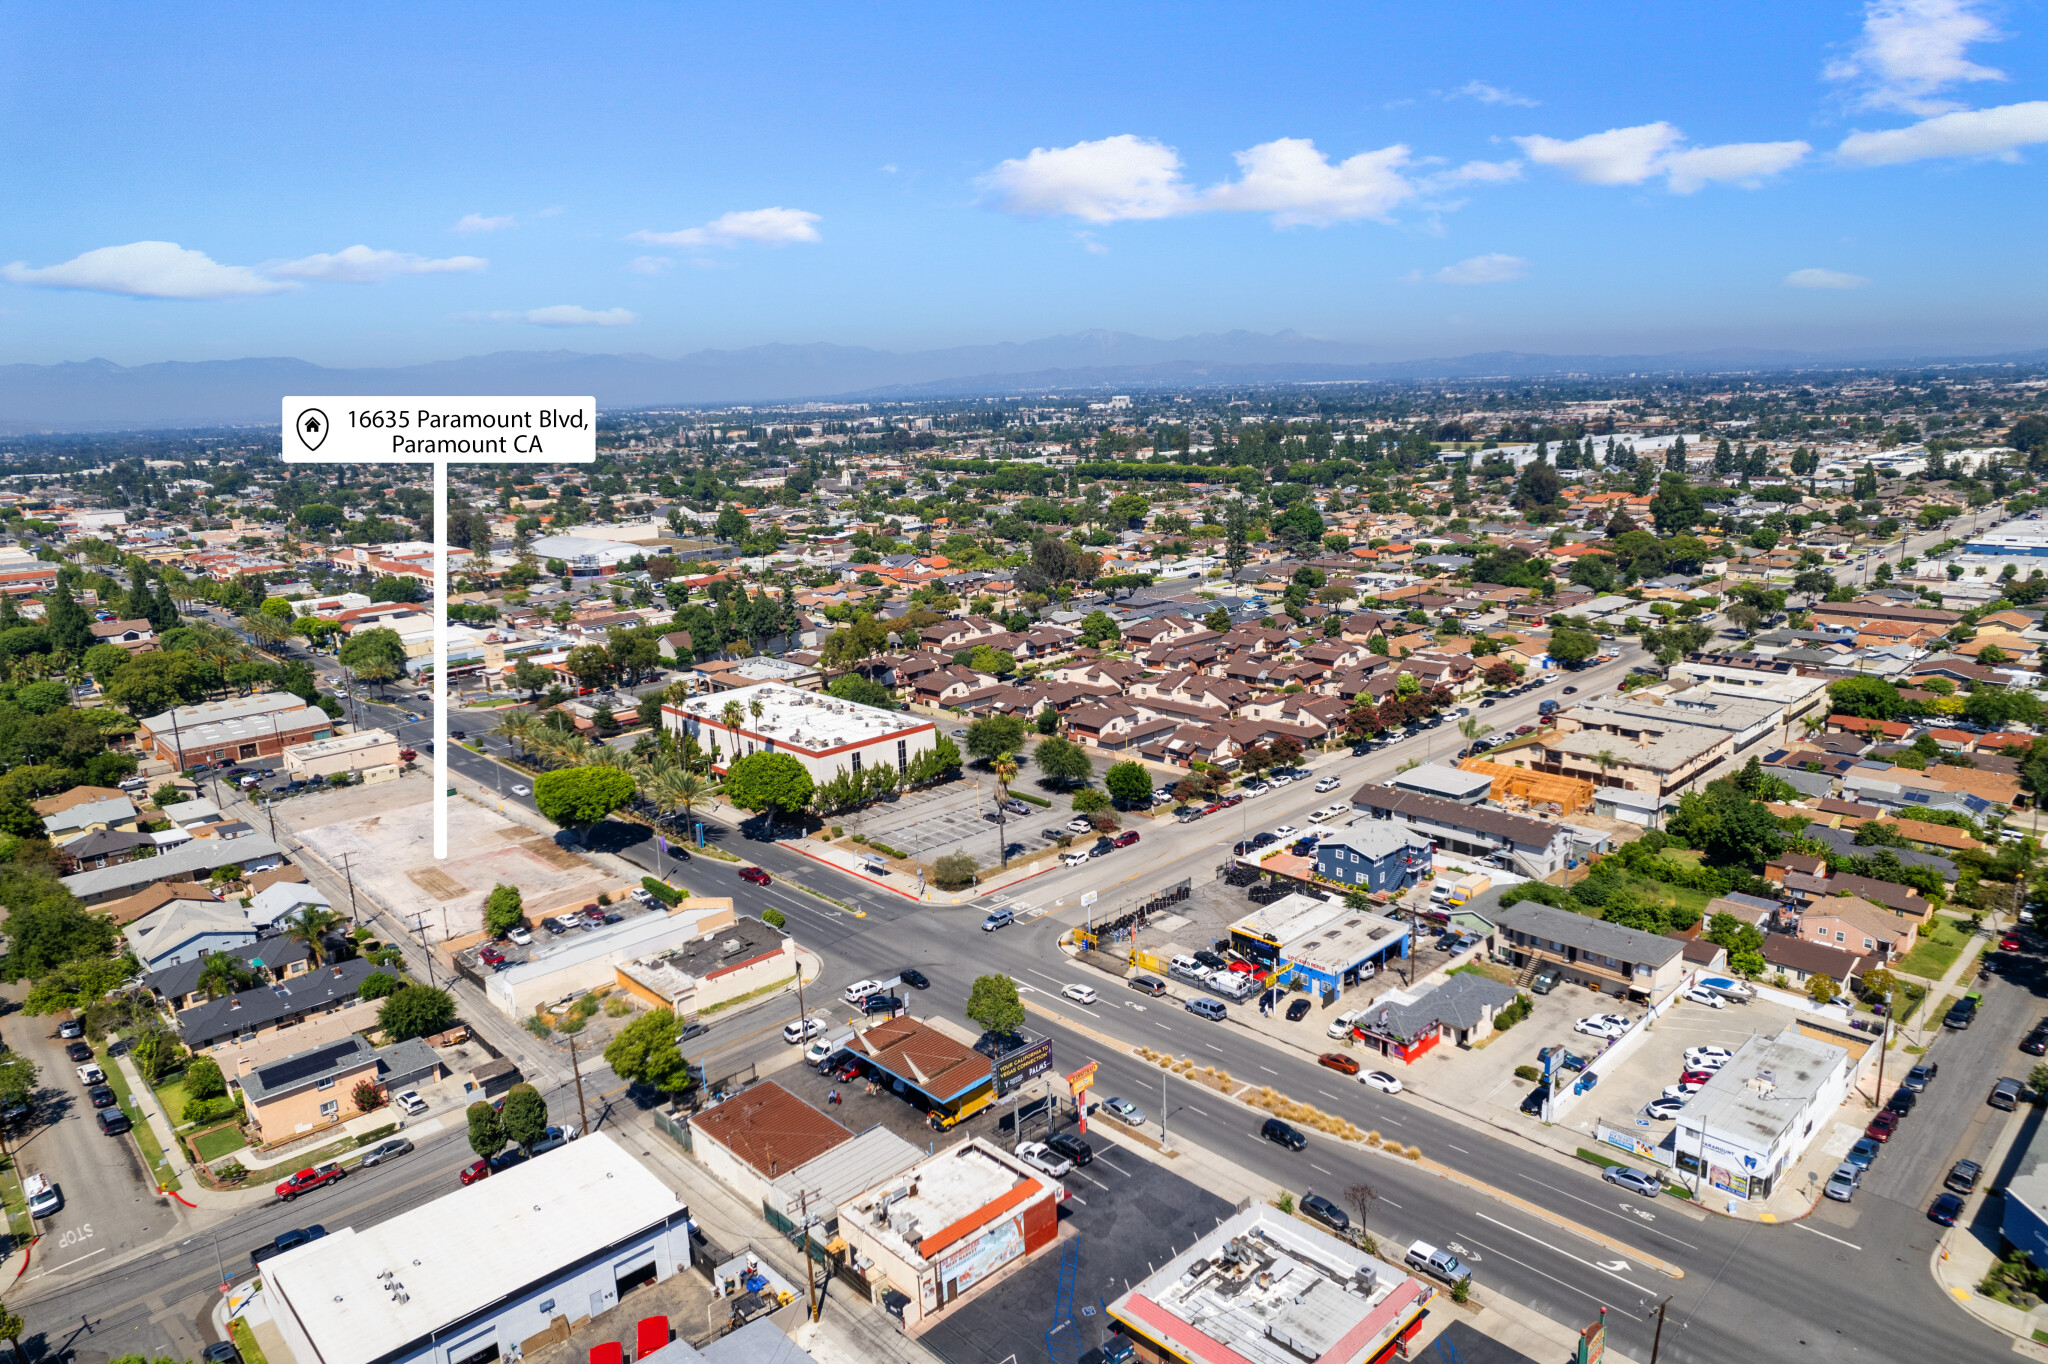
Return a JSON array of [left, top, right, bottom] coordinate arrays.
[[153, 1074, 191, 1127], [1896, 917, 1974, 980], [193, 1124, 248, 1162], [1621, 874, 1713, 918]]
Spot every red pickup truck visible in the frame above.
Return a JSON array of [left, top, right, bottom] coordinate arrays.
[[275, 1162, 345, 1200]]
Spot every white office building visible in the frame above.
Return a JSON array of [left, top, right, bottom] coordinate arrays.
[[662, 681, 937, 783]]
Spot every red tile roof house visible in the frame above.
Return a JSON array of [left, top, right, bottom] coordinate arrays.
[[1826, 714, 1912, 742]]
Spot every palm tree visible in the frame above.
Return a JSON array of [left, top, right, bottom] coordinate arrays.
[[1457, 716, 1492, 756], [749, 696, 766, 730], [196, 953, 261, 1000], [497, 713, 533, 759], [287, 906, 344, 965], [1593, 749, 1618, 786], [645, 765, 707, 840], [992, 755, 1020, 868]]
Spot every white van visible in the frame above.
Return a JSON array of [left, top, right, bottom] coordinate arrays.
[[1168, 954, 1208, 983], [23, 1173, 60, 1218], [1209, 971, 1257, 1001]]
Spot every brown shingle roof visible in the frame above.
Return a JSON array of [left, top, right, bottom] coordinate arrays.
[[848, 1016, 992, 1100], [689, 1079, 852, 1177]]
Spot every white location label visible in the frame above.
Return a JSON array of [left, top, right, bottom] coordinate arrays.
[[280, 395, 596, 464]]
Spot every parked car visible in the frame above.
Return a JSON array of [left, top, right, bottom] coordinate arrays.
[[250, 1226, 326, 1268], [1128, 975, 1167, 997], [75, 1063, 105, 1085], [24, 1173, 61, 1219], [395, 1091, 428, 1116], [1930, 1192, 1966, 1226], [1045, 1131, 1092, 1166], [1301, 1193, 1350, 1232], [1866, 1110, 1899, 1142], [1066, 817, 1094, 833], [1823, 1163, 1863, 1202], [1318, 1052, 1361, 1075], [1404, 1242, 1472, 1287], [2021, 1027, 2048, 1056], [1574, 1016, 1627, 1040], [1361, 1071, 1403, 1095], [1948, 1159, 1984, 1193], [1520, 1087, 1549, 1117], [64, 1041, 91, 1063], [1642, 1096, 1685, 1121], [1313, 776, 1341, 793], [1261, 1117, 1307, 1150], [88, 1085, 117, 1109], [1100, 1097, 1145, 1126], [56, 1019, 83, 1040], [1530, 969, 1561, 995], [275, 1163, 345, 1200], [1682, 987, 1726, 1009], [357, 1137, 414, 1168], [782, 1017, 827, 1045], [1286, 998, 1312, 1022], [459, 1159, 491, 1186], [1060, 850, 1091, 868], [96, 1109, 130, 1135], [506, 926, 532, 946], [1904, 1063, 1939, 1092], [1846, 1136, 1881, 1170], [1111, 830, 1140, 848], [1014, 1141, 1074, 1178], [1886, 1088, 1917, 1116], [1602, 1165, 1662, 1197], [737, 866, 772, 886], [1678, 1068, 1715, 1087], [1684, 1046, 1733, 1069]]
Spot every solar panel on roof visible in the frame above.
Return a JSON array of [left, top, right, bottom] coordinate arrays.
[[258, 1040, 364, 1089]]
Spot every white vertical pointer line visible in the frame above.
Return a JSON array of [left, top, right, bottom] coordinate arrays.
[[435, 458, 449, 861]]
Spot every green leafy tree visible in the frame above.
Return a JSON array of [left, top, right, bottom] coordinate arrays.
[[1204, 604, 1232, 633], [1035, 707, 1060, 735], [358, 971, 404, 1001], [338, 627, 408, 692], [2, 894, 119, 981], [1547, 627, 1598, 667], [966, 715, 1028, 762], [933, 851, 980, 889], [604, 1007, 697, 1094], [1033, 735, 1094, 785], [965, 973, 1026, 1035], [378, 984, 456, 1041], [105, 650, 209, 719], [1078, 610, 1122, 647], [533, 766, 638, 837], [1806, 973, 1839, 1005], [500, 1082, 549, 1149], [1667, 780, 1784, 869], [23, 952, 139, 1014], [723, 751, 815, 822], [184, 1054, 227, 1103], [1827, 676, 1904, 721], [1071, 787, 1111, 814], [467, 1101, 506, 1160], [827, 673, 896, 709], [484, 884, 526, 937], [1104, 761, 1153, 804]]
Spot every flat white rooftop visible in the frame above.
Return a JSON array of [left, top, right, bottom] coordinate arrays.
[[669, 681, 928, 754], [846, 1138, 1040, 1266], [264, 1132, 685, 1364]]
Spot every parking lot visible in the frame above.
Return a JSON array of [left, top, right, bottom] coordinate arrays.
[[842, 774, 1046, 863]]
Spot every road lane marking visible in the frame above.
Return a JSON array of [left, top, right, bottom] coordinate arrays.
[[1318, 1089, 1342, 1101], [1512, 1174, 1700, 1251], [1457, 1239, 1642, 1319], [1797, 1224, 1861, 1251], [1075, 1170, 1111, 1192], [1311, 1163, 1333, 1175], [1473, 1213, 1656, 1295], [1185, 1105, 1209, 1116], [1260, 1066, 1279, 1075], [28, 1247, 106, 1280], [1446, 1144, 1470, 1154]]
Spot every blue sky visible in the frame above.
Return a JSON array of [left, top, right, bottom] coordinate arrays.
[[4, 1, 2047, 367]]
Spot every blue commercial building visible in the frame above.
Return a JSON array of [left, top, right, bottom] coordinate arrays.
[[2003, 1124, 2048, 1265]]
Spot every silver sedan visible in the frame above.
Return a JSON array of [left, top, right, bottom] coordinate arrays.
[[357, 1137, 415, 1168]]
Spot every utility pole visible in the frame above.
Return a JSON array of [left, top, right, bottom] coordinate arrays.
[[569, 1032, 589, 1134], [798, 1188, 822, 1322], [1649, 1294, 1671, 1364], [338, 852, 361, 924], [404, 910, 438, 988]]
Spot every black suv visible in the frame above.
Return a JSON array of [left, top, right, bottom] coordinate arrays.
[[1946, 998, 1979, 1030], [1886, 1087, 1917, 1116], [1046, 1132, 1093, 1166], [1194, 951, 1229, 972], [1261, 1118, 1307, 1150]]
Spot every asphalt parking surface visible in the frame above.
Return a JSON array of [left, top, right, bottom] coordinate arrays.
[[914, 1127, 1234, 1364]]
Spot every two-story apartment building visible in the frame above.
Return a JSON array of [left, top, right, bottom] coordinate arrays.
[[1489, 896, 1688, 1003]]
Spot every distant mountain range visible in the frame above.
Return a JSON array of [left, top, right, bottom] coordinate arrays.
[[2, 330, 2045, 433]]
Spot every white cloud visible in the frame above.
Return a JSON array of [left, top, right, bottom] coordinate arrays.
[[1825, 0, 2005, 115], [453, 213, 515, 234], [982, 133, 1447, 227], [1515, 122, 1809, 192], [1203, 138, 1417, 225], [628, 207, 823, 249], [1785, 267, 1871, 289], [1660, 141, 1813, 192], [0, 241, 290, 299], [492, 305, 637, 327], [1836, 100, 2048, 163], [1515, 122, 1684, 184], [266, 245, 487, 283], [1453, 80, 1539, 108], [1076, 232, 1109, 256], [979, 135, 1194, 221], [1432, 253, 1529, 285], [626, 255, 674, 275]]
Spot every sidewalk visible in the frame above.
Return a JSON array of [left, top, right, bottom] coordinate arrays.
[[782, 836, 1060, 906], [1932, 1101, 2048, 1355]]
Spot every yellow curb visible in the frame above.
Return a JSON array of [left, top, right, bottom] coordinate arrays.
[[1020, 997, 1684, 1279]]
